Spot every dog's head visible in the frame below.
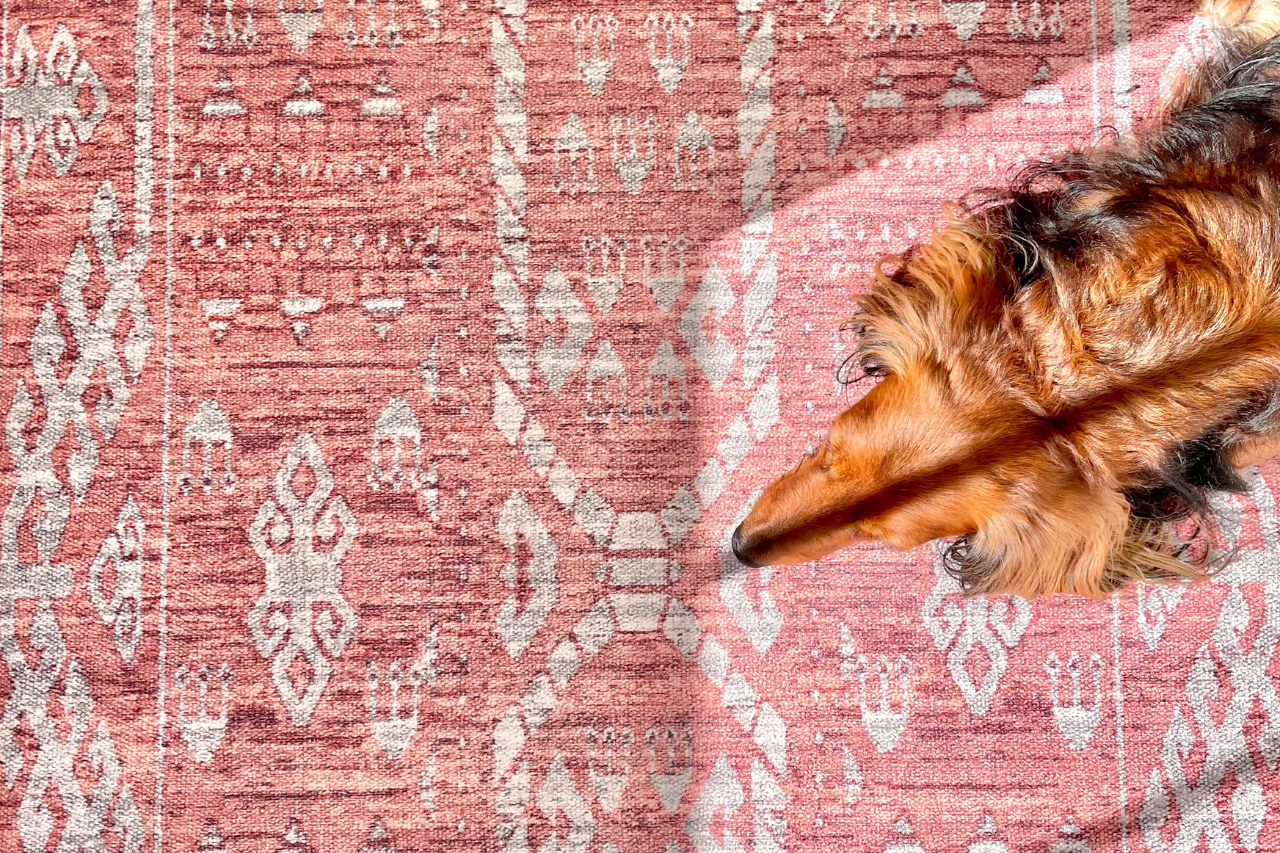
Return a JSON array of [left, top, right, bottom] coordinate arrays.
[[733, 195, 1261, 598]]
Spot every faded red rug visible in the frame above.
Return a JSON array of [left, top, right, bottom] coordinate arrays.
[[3, 0, 1278, 850]]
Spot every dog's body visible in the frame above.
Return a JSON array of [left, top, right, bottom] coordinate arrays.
[[734, 0, 1280, 598]]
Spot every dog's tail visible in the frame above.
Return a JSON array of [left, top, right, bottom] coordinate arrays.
[[1203, 0, 1280, 44]]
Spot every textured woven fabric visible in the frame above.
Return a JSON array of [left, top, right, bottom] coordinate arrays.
[[3, 0, 1277, 850]]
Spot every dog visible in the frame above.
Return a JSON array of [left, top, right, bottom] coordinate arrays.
[[733, 0, 1280, 598]]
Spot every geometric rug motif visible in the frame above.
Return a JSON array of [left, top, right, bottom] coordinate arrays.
[[4, 0, 1280, 851]]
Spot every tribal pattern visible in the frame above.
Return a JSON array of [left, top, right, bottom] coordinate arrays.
[[2, 1, 1278, 851]]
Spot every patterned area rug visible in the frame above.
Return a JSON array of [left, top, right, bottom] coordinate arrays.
[[4, 0, 1279, 850]]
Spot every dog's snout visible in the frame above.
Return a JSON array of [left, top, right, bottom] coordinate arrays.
[[731, 523, 763, 568]]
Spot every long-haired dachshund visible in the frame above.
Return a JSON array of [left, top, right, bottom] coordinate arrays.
[[734, 0, 1280, 598]]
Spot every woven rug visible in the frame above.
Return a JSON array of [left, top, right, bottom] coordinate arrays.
[[4, 0, 1279, 850]]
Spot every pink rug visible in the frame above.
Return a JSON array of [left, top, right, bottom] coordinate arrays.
[[3, 0, 1278, 850]]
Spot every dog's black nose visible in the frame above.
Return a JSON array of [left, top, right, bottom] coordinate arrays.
[[731, 523, 763, 568]]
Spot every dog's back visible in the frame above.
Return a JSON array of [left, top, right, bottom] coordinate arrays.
[[983, 0, 1280, 589]]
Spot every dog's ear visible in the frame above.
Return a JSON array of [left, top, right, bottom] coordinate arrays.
[[953, 477, 1131, 598], [959, 475, 1208, 598], [855, 212, 1011, 380]]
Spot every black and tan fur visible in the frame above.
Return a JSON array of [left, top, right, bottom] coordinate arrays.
[[734, 0, 1280, 597]]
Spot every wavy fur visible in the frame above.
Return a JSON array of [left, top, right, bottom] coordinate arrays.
[[735, 0, 1280, 597]]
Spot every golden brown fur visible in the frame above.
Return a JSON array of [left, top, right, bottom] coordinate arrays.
[[733, 0, 1280, 597]]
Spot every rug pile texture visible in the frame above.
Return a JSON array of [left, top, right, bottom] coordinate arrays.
[[1, 0, 1275, 850]]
